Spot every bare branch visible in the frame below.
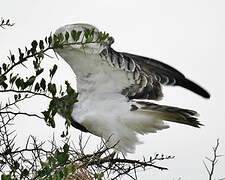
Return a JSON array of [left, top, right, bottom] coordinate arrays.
[[203, 139, 224, 180], [0, 111, 44, 119]]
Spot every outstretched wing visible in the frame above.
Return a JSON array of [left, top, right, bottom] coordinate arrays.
[[122, 52, 210, 99], [54, 23, 210, 101], [101, 47, 210, 100]]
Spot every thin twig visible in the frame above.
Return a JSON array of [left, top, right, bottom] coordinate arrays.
[[0, 89, 52, 99], [0, 111, 44, 119], [203, 139, 224, 180], [0, 18, 14, 29]]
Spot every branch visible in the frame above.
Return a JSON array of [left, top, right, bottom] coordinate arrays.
[[0, 111, 44, 119], [0, 46, 53, 78], [65, 136, 174, 179], [0, 30, 110, 79], [0, 18, 14, 29], [0, 89, 51, 99], [88, 156, 169, 170], [203, 139, 224, 180], [0, 93, 34, 111]]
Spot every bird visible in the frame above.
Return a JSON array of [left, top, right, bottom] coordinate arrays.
[[55, 23, 210, 153]]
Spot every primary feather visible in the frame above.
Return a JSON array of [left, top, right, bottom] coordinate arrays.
[[55, 24, 210, 153]]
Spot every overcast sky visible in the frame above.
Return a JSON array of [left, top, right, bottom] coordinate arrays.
[[1, 0, 225, 179]]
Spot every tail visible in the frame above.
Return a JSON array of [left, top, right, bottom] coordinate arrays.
[[134, 101, 202, 128]]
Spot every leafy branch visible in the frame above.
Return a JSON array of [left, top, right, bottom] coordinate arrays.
[[0, 18, 14, 29], [0, 27, 111, 132]]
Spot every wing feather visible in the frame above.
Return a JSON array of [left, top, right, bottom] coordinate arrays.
[[121, 52, 210, 99], [100, 48, 163, 100]]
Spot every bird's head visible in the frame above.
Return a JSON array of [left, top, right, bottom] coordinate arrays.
[[54, 23, 114, 54]]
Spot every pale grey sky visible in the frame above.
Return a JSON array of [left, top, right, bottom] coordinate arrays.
[[1, 0, 225, 179]]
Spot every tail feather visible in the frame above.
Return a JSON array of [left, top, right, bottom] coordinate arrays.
[[134, 101, 202, 128]]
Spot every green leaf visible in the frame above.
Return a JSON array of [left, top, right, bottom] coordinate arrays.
[[71, 30, 81, 42], [94, 172, 104, 180], [26, 76, 36, 86], [38, 165, 52, 177], [86, 34, 94, 43], [42, 110, 50, 120], [58, 33, 64, 42], [65, 81, 75, 96], [33, 60, 38, 69], [54, 170, 64, 180], [19, 50, 24, 61], [15, 78, 21, 89], [45, 115, 55, 127], [9, 74, 17, 85], [1, 82, 8, 89], [63, 143, 69, 153], [40, 78, 46, 91], [84, 28, 95, 43], [53, 34, 62, 48], [49, 64, 57, 79], [35, 82, 40, 91], [97, 31, 109, 43], [20, 79, 26, 90], [14, 94, 18, 101], [71, 30, 77, 41], [2, 63, 7, 71], [36, 68, 44, 76], [49, 98, 56, 109], [0, 75, 7, 85], [45, 36, 48, 44], [77, 31, 82, 41], [55, 150, 69, 165], [39, 40, 44, 50], [31, 40, 38, 48], [10, 54, 15, 63], [1, 174, 11, 180], [65, 31, 69, 41], [84, 29, 91, 39], [48, 36, 52, 46], [48, 83, 56, 97]]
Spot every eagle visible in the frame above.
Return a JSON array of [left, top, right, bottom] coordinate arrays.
[[55, 24, 210, 153]]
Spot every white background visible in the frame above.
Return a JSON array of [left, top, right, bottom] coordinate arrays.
[[1, 0, 225, 179]]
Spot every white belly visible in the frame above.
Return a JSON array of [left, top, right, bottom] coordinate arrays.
[[72, 92, 169, 153]]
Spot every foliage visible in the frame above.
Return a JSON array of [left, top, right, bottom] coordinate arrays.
[[0, 26, 110, 130]]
